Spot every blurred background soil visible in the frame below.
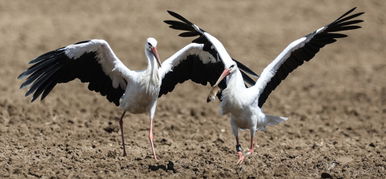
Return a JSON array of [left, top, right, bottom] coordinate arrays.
[[0, 0, 385, 178]]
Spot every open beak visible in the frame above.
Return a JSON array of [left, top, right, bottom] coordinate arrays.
[[207, 68, 230, 103], [151, 47, 162, 68], [213, 68, 231, 87]]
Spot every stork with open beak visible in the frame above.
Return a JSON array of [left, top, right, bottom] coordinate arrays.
[[164, 8, 364, 164]]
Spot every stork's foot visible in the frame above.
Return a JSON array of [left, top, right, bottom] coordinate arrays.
[[236, 148, 254, 164], [153, 153, 158, 161], [148, 133, 159, 161], [153, 154, 159, 161], [236, 151, 245, 164], [246, 148, 254, 156]]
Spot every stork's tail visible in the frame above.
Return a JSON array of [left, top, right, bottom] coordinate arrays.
[[265, 115, 288, 126]]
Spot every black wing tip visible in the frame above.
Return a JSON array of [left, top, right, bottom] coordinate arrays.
[[165, 10, 207, 39], [336, 7, 365, 22], [178, 31, 200, 37], [25, 88, 34, 97], [28, 56, 45, 64], [166, 10, 192, 24], [17, 72, 27, 80], [27, 48, 66, 65], [318, 8, 364, 36], [19, 82, 29, 89], [354, 19, 364, 24], [348, 7, 365, 15], [166, 10, 175, 15], [19, 49, 66, 101], [341, 7, 357, 18], [30, 96, 37, 103], [163, 20, 174, 24], [166, 10, 184, 20], [349, 7, 357, 12], [29, 93, 45, 103]]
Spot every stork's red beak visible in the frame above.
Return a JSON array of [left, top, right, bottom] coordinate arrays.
[[151, 47, 162, 68], [213, 68, 231, 87]]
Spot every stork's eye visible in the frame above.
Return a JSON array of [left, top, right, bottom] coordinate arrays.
[[147, 42, 152, 47], [230, 64, 235, 68]]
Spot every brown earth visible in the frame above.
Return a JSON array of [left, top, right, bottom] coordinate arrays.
[[0, 0, 385, 178]]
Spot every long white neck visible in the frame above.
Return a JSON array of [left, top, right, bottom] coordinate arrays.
[[226, 69, 246, 92], [145, 50, 160, 85], [221, 69, 250, 110]]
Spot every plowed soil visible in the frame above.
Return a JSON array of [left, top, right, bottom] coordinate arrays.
[[1, 0, 385, 178]]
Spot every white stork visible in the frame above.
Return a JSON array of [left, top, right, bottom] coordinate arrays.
[[164, 8, 364, 164], [18, 33, 258, 159]]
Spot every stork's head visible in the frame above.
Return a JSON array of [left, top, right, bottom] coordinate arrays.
[[212, 62, 238, 87], [145, 37, 162, 67], [226, 63, 238, 74]]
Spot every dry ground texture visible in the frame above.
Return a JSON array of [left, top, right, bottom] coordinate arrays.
[[0, 0, 385, 178]]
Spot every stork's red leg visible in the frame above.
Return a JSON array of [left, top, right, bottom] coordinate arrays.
[[246, 134, 254, 156], [149, 118, 158, 160], [119, 111, 127, 156], [147, 102, 159, 160]]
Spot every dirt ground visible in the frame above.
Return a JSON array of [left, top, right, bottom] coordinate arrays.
[[0, 0, 385, 178]]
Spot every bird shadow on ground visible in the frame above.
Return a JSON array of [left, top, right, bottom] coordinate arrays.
[[148, 161, 176, 173]]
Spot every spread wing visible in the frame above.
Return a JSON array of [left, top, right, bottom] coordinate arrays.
[[162, 10, 259, 98], [18, 39, 132, 106], [254, 7, 364, 107], [158, 43, 227, 97]]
